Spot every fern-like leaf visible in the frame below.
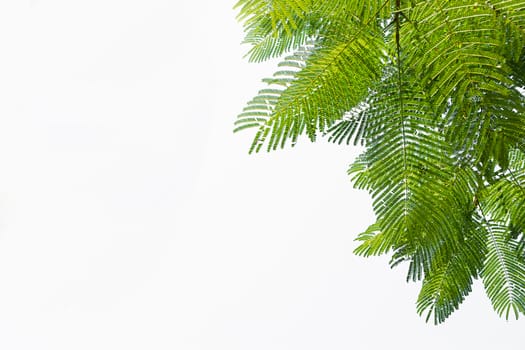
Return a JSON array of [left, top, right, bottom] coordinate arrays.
[[481, 219, 525, 319]]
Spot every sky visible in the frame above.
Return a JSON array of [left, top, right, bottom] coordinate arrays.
[[0, 1, 522, 349]]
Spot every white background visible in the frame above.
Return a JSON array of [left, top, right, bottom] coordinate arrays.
[[0, 1, 522, 349]]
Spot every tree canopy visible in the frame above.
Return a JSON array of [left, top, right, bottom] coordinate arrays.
[[233, 0, 525, 324]]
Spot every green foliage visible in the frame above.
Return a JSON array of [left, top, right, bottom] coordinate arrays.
[[234, 0, 525, 323]]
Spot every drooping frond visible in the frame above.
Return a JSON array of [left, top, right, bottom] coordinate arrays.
[[237, 0, 392, 62], [235, 16, 386, 152], [416, 218, 486, 324], [350, 64, 480, 283], [480, 219, 525, 319], [233, 45, 314, 153], [475, 146, 525, 320]]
